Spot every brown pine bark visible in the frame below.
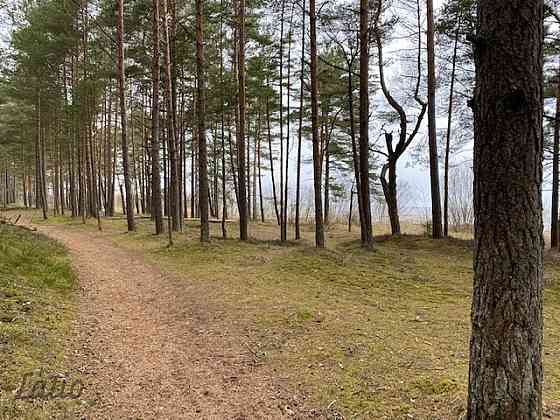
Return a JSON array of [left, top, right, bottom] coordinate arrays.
[[151, 0, 164, 235], [309, 0, 324, 248], [279, 0, 285, 239], [162, 0, 180, 233], [359, 0, 373, 247], [116, 0, 135, 231], [283, 5, 294, 240], [467, 1, 544, 418], [237, 0, 248, 240], [551, 58, 560, 249], [266, 93, 280, 225], [196, 0, 210, 242], [426, 0, 443, 239], [443, 16, 460, 238], [220, 1, 228, 239], [37, 92, 48, 220], [295, 0, 305, 240]]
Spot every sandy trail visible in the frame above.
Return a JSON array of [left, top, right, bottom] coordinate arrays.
[[38, 225, 294, 419]]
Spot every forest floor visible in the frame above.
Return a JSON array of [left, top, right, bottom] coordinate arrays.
[[2, 210, 560, 419], [0, 223, 79, 419]]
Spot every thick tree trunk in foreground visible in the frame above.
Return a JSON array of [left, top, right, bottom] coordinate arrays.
[[196, 0, 209, 242], [467, 1, 544, 418], [151, 0, 164, 235], [117, 0, 135, 232], [309, 0, 324, 248]]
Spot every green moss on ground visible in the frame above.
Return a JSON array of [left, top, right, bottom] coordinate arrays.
[[0, 224, 79, 419]]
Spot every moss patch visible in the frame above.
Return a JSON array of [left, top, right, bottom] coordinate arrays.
[[0, 224, 79, 419]]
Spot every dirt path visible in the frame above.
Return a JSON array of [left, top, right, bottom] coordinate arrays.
[[37, 225, 297, 419]]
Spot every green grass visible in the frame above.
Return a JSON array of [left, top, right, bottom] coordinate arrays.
[[16, 211, 560, 418], [0, 224, 79, 419]]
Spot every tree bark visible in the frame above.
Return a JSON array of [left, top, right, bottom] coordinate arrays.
[[380, 157, 400, 236], [220, 1, 228, 239], [309, 0, 325, 248], [359, 0, 373, 247], [279, 0, 285, 239], [151, 0, 164, 235], [444, 17, 460, 238], [467, 1, 544, 418], [162, 0, 180, 232], [117, 0, 135, 231], [551, 58, 560, 249], [237, 0, 248, 240], [374, 0, 426, 236], [426, 0, 443, 239], [266, 93, 281, 225], [295, 0, 305, 240], [196, 0, 210, 242]]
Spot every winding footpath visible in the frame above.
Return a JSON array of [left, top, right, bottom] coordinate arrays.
[[37, 225, 296, 419]]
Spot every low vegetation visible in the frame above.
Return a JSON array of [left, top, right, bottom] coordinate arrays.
[[0, 224, 79, 419], [32, 214, 560, 419]]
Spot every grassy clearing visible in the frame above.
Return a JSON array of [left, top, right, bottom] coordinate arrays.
[[24, 212, 560, 418], [0, 224, 79, 419]]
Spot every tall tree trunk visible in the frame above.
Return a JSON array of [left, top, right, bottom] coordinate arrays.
[[237, 0, 248, 240], [196, 0, 210, 242], [258, 124, 265, 223], [59, 143, 65, 216], [348, 186, 354, 232], [359, 0, 373, 247], [162, 0, 180, 232], [426, 0, 443, 239], [110, 108, 117, 216], [88, 113, 102, 231], [117, 0, 135, 231], [278, 0, 285, 240], [467, 1, 544, 418], [252, 122, 258, 221], [220, 2, 228, 239], [283, 6, 294, 240], [347, 63, 366, 243], [22, 148, 27, 208], [246, 120, 251, 220], [295, 0, 306, 240], [131, 118, 140, 215], [227, 121, 239, 202], [190, 113, 196, 218], [309, 0, 324, 248], [266, 93, 280, 225], [37, 93, 48, 220], [552, 58, 560, 249], [443, 17, 460, 238], [324, 145, 330, 225], [151, 0, 164, 235]]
